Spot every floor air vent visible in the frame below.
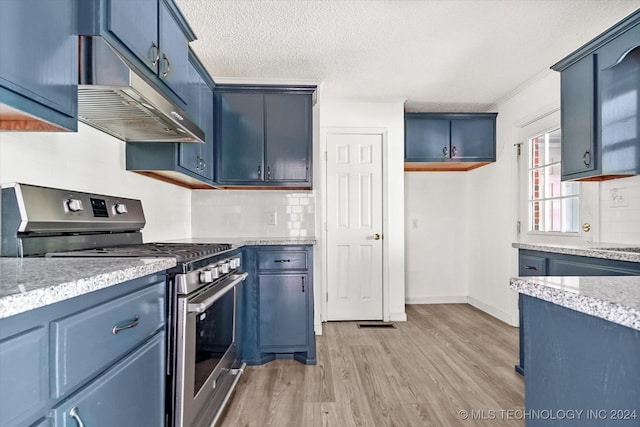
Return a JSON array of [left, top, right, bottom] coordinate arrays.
[[357, 323, 396, 329]]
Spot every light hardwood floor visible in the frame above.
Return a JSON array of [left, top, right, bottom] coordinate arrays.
[[219, 304, 525, 426]]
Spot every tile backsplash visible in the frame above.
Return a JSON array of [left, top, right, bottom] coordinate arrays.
[[191, 190, 316, 238], [600, 175, 640, 244]]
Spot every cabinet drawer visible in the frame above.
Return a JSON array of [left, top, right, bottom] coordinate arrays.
[[519, 254, 547, 276], [51, 282, 165, 398], [53, 332, 165, 427], [258, 250, 308, 271], [0, 326, 48, 427]]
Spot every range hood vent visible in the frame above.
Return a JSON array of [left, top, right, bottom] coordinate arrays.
[[78, 36, 204, 143]]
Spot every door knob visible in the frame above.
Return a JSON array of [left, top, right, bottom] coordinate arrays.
[[374, 233, 381, 240]]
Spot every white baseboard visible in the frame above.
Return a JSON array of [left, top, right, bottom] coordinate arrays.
[[405, 296, 468, 304], [467, 296, 515, 326], [389, 312, 407, 322], [314, 322, 323, 336]]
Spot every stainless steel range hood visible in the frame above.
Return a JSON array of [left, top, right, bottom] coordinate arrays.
[[78, 36, 204, 143]]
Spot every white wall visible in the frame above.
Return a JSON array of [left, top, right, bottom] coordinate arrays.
[[404, 172, 469, 303], [320, 98, 406, 321], [0, 123, 192, 242]]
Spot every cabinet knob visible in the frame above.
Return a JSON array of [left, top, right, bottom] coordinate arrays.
[[443, 146, 449, 157], [266, 165, 271, 180], [257, 165, 262, 179], [70, 406, 86, 427], [451, 146, 458, 157], [583, 150, 591, 167]]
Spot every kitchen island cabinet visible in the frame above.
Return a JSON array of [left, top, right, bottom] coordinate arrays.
[[514, 243, 640, 376], [214, 86, 315, 188], [0, 258, 173, 427], [511, 276, 640, 426], [0, 0, 77, 132]]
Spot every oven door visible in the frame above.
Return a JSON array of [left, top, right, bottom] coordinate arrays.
[[174, 273, 248, 427]]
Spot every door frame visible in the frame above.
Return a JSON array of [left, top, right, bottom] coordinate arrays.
[[320, 127, 390, 323]]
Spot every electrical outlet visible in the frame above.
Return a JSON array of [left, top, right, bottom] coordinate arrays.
[[267, 211, 277, 225], [609, 188, 629, 208]]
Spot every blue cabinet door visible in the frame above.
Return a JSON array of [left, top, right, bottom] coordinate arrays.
[[180, 58, 204, 176], [264, 94, 311, 182], [560, 54, 597, 178], [217, 93, 265, 182], [199, 85, 215, 181], [0, 0, 77, 123], [107, 0, 159, 73], [258, 274, 308, 348], [0, 326, 48, 427], [405, 117, 450, 161], [53, 332, 165, 427], [450, 117, 496, 161], [158, 0, 189, 102]]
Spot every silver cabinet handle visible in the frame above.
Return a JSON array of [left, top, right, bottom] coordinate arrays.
[[196, 155, 201, 171], [523, 265, 538, 271], [150, 42, 159, 67], [112, 315, 140, 335], [583, 150, 591, 166], [70, 407, 86, 427], [274, 259, 291, 263], [301, 276, 305, 293], [257, 165, 262, 178], [451, 146, 458, 157], [266, 165, 271, 180], [443, 146, 449, 157], [200, 157, 206, 170], [162, 53, 171, 77]]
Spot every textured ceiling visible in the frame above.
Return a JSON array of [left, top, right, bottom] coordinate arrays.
[[176, 0, 640, 112]]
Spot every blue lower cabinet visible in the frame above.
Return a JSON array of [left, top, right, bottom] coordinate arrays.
[[53, 332, 165, 427], [242, 246, 316, 365], [0, 273, 166, 427]]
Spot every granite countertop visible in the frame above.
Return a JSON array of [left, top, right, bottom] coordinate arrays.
[[512, 242, 640, 263], [162, 236, 317, 248], [510, 275, 640, 331], [0, 257, 176, 319]]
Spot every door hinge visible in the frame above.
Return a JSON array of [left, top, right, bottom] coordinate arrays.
[[514, 143, 522, 156], [517, 221, 521, 234]]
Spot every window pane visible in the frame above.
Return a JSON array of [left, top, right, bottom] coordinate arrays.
[[548, 164, 561, 198], [547, 129, 562, 164], [550, 199, 561, 232], [529, 200, 541, 231]]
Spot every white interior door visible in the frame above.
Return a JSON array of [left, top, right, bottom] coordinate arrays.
[[326, 132, 383, 320]]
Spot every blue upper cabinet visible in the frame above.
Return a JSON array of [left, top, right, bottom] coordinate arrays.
[[81, 0, 195, 105], [404, 113, 497, 171], [215, 86, 315, 188], [126, 49, 216, 188], [107, 0, 159, 74], [0, 0, 77, 131], [552, 10, 640, 181], [217, 92, 265, 183]]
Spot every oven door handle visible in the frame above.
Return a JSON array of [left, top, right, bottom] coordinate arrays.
[[187, 273, 248, 314]]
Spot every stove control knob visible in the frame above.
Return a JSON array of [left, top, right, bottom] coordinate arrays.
[[199, 269, 213, 283], [114, 203, 128, 214], [231, 258, 240, 269], [66, 199, 84, 212], [209, 266, 220, 279], [220, 262, 230, 274]]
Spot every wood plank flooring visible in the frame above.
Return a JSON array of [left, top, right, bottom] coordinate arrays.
[[219, 304, 524, 426]]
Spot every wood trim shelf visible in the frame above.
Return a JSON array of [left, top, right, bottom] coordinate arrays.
[[404, 162, 490, 172]]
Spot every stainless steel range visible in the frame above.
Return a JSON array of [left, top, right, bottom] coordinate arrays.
[[1, 183, 247, 427]]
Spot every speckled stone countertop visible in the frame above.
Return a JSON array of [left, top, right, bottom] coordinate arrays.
[[162, 237, 317, 248], [510, 275, 640, 331], [512, 242, 640, 263], [0, 257, 176, 319]]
